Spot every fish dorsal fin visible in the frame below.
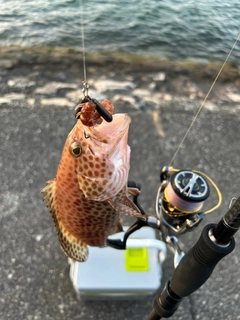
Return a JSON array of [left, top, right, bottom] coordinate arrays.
[[41, 179, 89, 262]]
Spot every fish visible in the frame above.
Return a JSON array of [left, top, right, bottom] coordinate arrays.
[[41, 99, 143, 262]]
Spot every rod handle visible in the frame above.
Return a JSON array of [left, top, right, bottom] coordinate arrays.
[[170, 223, 235, 297]]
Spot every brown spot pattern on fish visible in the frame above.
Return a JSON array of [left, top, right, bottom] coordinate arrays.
[[41, 100, 142, 262]]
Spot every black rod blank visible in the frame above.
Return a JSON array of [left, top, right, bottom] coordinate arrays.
[[213, 196, 240, 244]]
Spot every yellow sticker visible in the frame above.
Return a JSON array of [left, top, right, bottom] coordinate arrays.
[[125, 248, 149, 272]]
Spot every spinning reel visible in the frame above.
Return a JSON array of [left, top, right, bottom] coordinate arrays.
[[155, 166, 221, 265], [157, 166, 211, 235], [107, 166, 222, 266]]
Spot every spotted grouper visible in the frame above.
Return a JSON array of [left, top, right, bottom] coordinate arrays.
[[41, 99, 143, 262]]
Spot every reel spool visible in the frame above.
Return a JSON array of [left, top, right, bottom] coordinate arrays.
[[155, 166, 222, 261], [156, 166, 219, 235], [163, 170, 210, 216]]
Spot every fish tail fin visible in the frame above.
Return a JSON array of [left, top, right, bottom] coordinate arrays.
[[41, 179, 89, 262]]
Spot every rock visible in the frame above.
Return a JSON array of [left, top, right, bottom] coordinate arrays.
[[113, 94, 137, 107], [0, 97, 11, 105], [8, 77, 36, 88], [152, 72, 166, 81], [65, 89, 82, 102], [27, 99, 35, 106], [149, 82, 157, 90], [204, 102, 218, 111], [1, 93, 26, 101], [226, 92, 240, 103], [35, 82, 78, 95], [131, 88, 172, 105], [162, 94, 172, 102], [0, 59, 17, 69], [132, 88, 150, 98], [93, 79, 136, 93], [189, 93, 197, 100], [40, 98, 75, 108]]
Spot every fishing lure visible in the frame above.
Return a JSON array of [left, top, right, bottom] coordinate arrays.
[[41, 98, 143, 262]]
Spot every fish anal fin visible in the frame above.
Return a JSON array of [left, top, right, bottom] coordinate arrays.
[[58, 221, 89, 262], [41, 179, 89, 262]]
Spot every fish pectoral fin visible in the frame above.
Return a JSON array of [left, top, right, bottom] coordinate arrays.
[[107, 198, 144, 218], [109, 221, 124, 236], [41, 179, 89, 262], [41, 179, 56, 207], [116, 221, 124, 233]]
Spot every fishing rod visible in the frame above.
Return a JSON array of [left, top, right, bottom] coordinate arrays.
[[146, 194, 240, 320]]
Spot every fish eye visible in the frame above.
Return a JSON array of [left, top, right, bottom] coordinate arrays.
[[69, 141, 82, 157]]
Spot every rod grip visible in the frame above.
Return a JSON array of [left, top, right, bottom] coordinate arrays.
[[170, 224, 235, 297]]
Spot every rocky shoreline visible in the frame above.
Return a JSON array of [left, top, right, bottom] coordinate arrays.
[[0, 46, 240, 113]]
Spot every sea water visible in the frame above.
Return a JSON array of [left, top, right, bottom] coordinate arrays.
[[0, 0, 239, 62]]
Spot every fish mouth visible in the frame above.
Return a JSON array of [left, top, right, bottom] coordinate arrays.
[[84, 113, 131, 156], [88, 145, 95, 156]]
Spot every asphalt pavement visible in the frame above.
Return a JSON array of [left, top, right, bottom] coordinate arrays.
[[1, 49, 240, 320]]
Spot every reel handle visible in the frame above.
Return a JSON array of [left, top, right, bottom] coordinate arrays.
[[147, 223, 235, 319]]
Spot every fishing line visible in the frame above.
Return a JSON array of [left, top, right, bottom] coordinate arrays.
[[169, 32, 240, 167], [77, 1, 113, 122], [79, 0, 87, 84]]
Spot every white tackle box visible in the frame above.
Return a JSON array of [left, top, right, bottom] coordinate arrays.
[[69, 227, 166, 300]]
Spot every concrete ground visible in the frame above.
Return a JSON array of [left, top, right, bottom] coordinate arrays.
[[1, 48, 240, 320]]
